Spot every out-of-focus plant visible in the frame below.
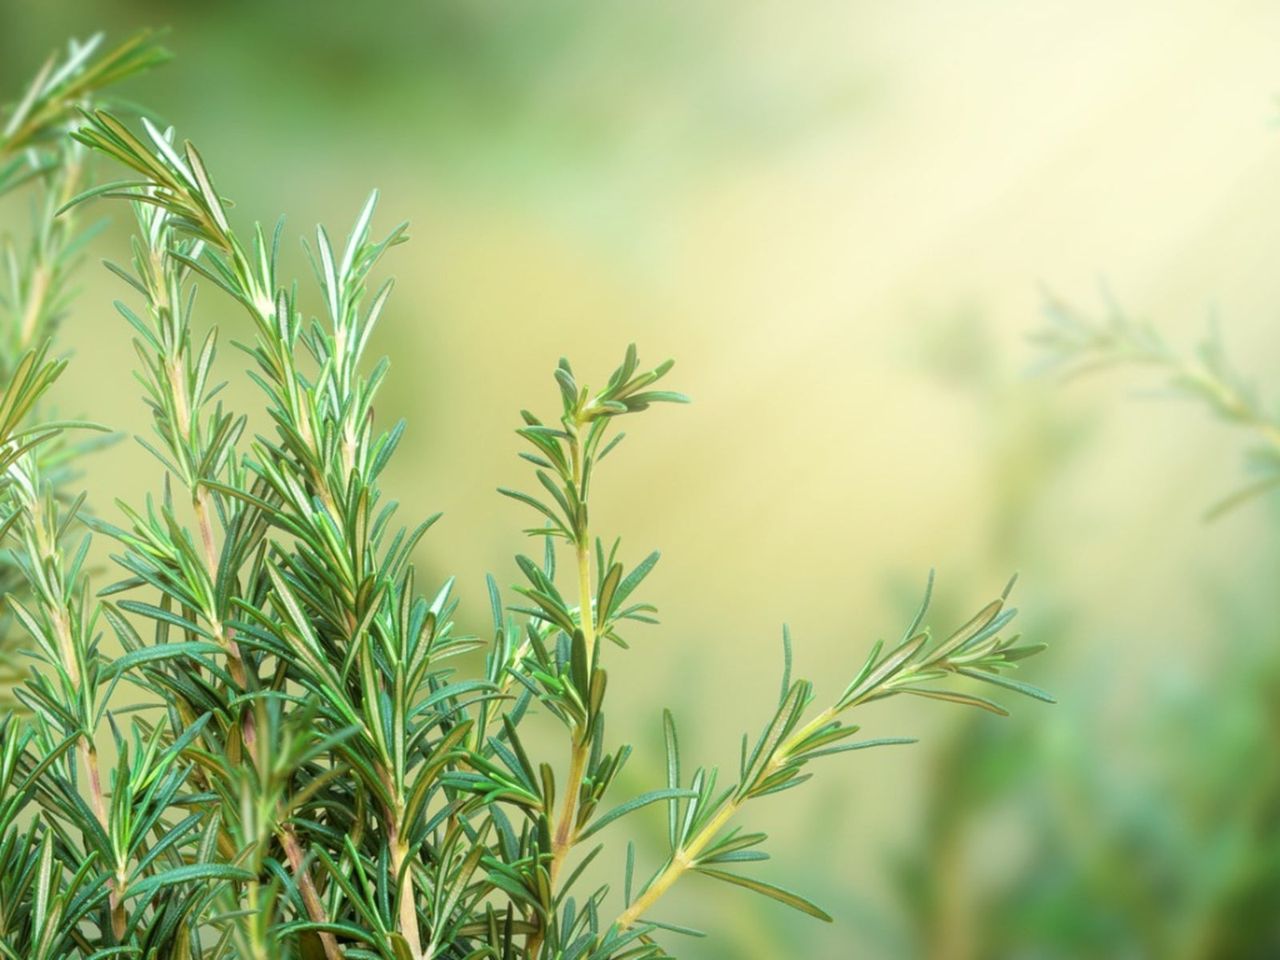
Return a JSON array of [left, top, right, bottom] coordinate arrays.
[[1035, 291, 1280, 518], [0, 31, 170, 707], [0, 36, 1052, 959], [889, 599, 1280, 960], [873, 295, 1280, 960], [1029, 292, 1280, 958], [857, 315, 1086, 960]]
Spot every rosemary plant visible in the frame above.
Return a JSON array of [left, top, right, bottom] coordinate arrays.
[[0, 33, 1052, 959], [889, 290, 1280, 960], [1035, 290, 1280, 517]]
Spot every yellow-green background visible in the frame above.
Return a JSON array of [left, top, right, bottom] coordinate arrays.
[[5, 2, 1280, 957]]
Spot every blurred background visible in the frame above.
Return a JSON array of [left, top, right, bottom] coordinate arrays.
[[6, 2, 1280, 956]]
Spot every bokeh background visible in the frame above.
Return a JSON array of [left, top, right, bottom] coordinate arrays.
[[5, 2, 1280, 957]]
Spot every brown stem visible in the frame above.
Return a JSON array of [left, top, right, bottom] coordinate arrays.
[[78, 738, 125, 939], [548, 738, 589, 888], [280, 822, 343, 960]]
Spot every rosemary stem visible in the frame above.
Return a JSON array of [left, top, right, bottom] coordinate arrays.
[[389, 823, 423, 960], [616, 706, 838, 931], [549, 423, 598, 877], [550, 736, 589, 887], [281, 823, 343, 960], [534, 425, 600, 953], [616, 800, 739, 930]]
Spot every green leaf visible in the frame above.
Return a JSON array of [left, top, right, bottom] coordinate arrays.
[[127, 863, 254, 899], [104, 641, 223, 678], [578, 788, 698, 841], [696, 867, 832, 921], [958, 668, 1056, 704], [663, 708, 681, 849]]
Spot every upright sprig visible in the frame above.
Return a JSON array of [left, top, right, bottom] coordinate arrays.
[[487, 348, 689, 953], [70, 106, 504, 959], [0, 32, 252, 960], [95, 185, 303, 956], [1034, 290, 1280, 517]]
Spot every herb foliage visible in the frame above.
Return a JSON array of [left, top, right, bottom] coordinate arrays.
[[0, 33, 1051, 959]]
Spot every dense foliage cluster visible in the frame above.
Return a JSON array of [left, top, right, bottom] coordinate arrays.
[[0, 34, 1050, 958]]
